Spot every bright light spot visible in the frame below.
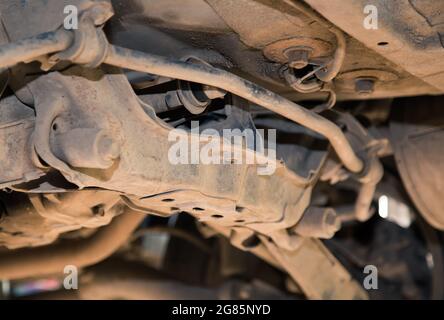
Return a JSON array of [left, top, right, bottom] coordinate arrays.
[[378, 195, 388, 218], [377, 195, 412, 228], [1, 280, 10, 297], [426, 252, 434, 269]]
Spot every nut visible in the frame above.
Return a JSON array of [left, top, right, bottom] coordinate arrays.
[[284, 47, 312, 69], [355, 77, 375, 95]]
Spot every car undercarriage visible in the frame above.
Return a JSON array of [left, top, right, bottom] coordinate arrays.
[[0, 0, 444, 300]]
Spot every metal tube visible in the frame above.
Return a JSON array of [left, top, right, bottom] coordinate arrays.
[[355, 182, 377, 222], [104, 45, 364, 173], [314, 27, 347, 82], [0, 29, 73, 69], [0, 208, 145, 280], [355, 158, 384, 222]]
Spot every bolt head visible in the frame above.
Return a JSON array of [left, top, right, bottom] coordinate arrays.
[[284, 48, 311, 69], [355, 78, 375, 95]]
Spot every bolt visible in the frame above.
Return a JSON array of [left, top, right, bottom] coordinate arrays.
[[284, 48, 312, 69], [355, 77, 375, 95]]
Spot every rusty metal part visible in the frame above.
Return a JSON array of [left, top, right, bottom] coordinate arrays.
[[355, 77, 376, 95], [206, 0, 344, 84], [0, 28, 364, 174], [0, 2, 384, 297], [176, 56, 227, 114], [0, 16, 365, 174], [139, 82, 226, 114], [283, 67, 337, 112], [103, 45, 364, 173], [305, 0, 444, 92], [354, 157, 383, 222], [0, 190, 122, 249], [206, 222, 366, 299], [338, 69, 399, 83], [201, 84, 226, 100], [322, 157, 383, 223], [0, 0, 112, 70], [314, 27, 346, 82], [0, 0, 113, 41], [48, 15, 109, 69], [316, 90, 337, 112], [177, 80, 225, 114], [337, 69, 399, 94], [281, 0, 433, 99], [283, 66, 323, 93], [0, 206, 144, 280], [0, 95, 44, 188], [0, 29, 73, 69], [390, 96, 444, 230], [292, 206, 341, 239], [285, 48, 311, 69], [52, 128, 121, 169], [270, 0, 346, 83], [202, 222, 282, 270], [138, 91, 183, 114], [263, 37, 333, 65], [331, 113, 385, 222], [352, 147, 384, 222], [337, 68, 399, 83], [26, 68, 315, 251], [261, 237, 368, 300]]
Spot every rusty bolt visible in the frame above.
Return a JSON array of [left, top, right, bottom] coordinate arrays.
[[355, 77, 375, 95], [284, 47, 312, 69]]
